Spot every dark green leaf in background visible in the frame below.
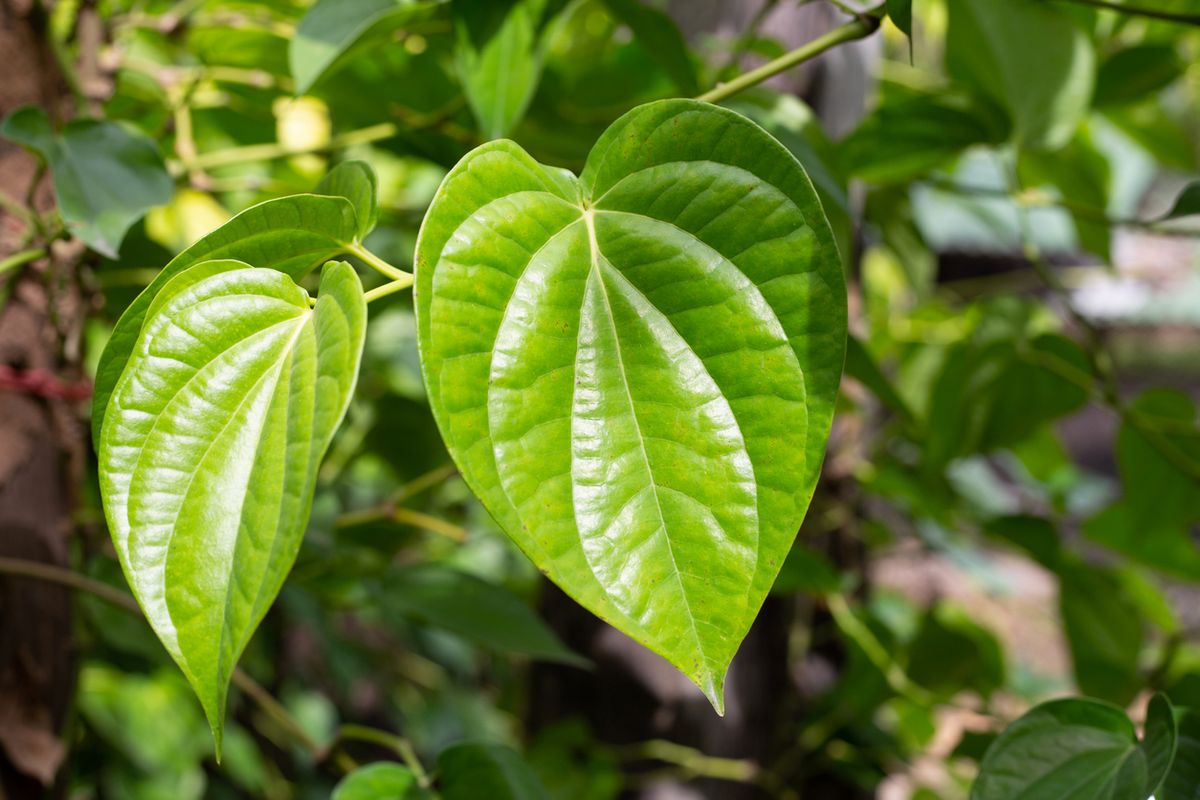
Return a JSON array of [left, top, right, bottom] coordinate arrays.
[[971, 694, 1177, 800], [1058, 561, 1144, 707], [333, 762, 418, 800], [439, 743, 549, 800], [290, 0, 445, 94], [386, 564, 587, 666], [945, 0, 1094, 150], [99, 261, 366, 750], [416, 99, 846, 711], [1094, 44, 1185, 108], [1160, 181, 1200, 222], [0, 106, 172, 258], [1161, 710, 1200, 800], [596, 0, 698, 94]]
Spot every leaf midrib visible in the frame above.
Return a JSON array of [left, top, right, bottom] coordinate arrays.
[[580, 208, 713, 680]]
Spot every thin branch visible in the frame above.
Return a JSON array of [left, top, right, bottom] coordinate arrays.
[[1048, 0, 1200, 25], [697, 9, 882, 104], [363, 275, 415, 304], [334, 724, 430, 787], [826, 593, 934, 706], [0, 556, 355, 773], [349, 243, 410, 283], [0, 247, 46, 277], [619, 739, 761, 785], [188, 122, 399, 171]]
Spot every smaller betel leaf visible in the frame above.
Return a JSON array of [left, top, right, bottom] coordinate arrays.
[[98, 260, 366, 751], [415, 99, 847, 711]]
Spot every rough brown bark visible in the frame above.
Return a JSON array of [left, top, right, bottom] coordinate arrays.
[[0, 2, 85, 797]]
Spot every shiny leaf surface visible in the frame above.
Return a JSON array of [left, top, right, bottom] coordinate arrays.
[[415, 99, 846, 710], [99, 261, 366, 749], [92, 193, 361, 443]]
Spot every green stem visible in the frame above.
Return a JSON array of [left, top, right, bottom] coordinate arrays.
[[0, 247, 46, 277], [335, 724, 431, 787], [0, 556, 354, 774], [189, 122, 399, 171], [826, 593, 934, 706], [696, 10, 882, 104], [619, 739, 760, 784], [1050, 0, 1200, 25], [349, 243, 408, 282], [363, 275, 415, 303]]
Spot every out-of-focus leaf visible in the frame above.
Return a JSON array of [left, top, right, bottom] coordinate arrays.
[[1160, 182, 1200, 221], [1085, 390, 1200, 580], [1160, 710, 1200, 800], [845, 335, 915, 421], [454, 0, 550, 138], [0, 106, 172, 258], [439, 743, 549, 800], [290, 0, 444, 93], [416, 99, 846, 712], [386, 564, 587, 666], [770, 543, 846, 596], [1057, 561, 1144, 706], [318, 160, 381, 239], [971, 694, 1176, 800], [841, 89, 1006, 182], [1094, 44, 1184, 108], [596, 0, 697, 93], [527, 721, 621, 800], [946, 0, 1094, 149], [982, 514, 1060, 568], [1019, 127, 1113, 261], [99, 262, 366, 751], [333, 763, 418, 800], [90, 193, 360, 444], [887, 0, 912, 38], [908, 603, 1005, 699]]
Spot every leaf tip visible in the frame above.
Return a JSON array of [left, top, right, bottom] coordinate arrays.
[[696, 669, 726, 716]]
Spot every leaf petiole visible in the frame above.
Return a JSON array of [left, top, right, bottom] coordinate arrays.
[[348, 242, 409, 282], [363, 274, 414, 304]]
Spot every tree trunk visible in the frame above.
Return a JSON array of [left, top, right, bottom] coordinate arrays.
[[0, 2, 86, 797]]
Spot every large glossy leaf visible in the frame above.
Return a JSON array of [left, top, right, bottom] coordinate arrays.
[[439, 743, 548, 800], [91, 193, 361, 444], [290, 0, 444, 94], [415, 99, 846, 710], [971, 694, 1177, 800], [454, 0, 549, 138], [98, 260, 366, 750], [0, 106, 172, 258], [946, 0, 1094, 150], [385, 563, 587, 666]]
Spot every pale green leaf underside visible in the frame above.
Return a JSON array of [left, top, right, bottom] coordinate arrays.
[[99, 261, 365, 749], [415, 99, 846, 709]]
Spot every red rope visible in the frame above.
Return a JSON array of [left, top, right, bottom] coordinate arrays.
[[0, 364, 92, 400]]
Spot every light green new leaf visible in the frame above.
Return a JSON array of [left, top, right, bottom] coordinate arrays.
[[439, 743, 548, 800], [972, 694, 1177, 800], [0, 106, 172, 258], [454, 0, 549, 138], [290, 0, 444, 94], [946, 0, 1094, 150], [387, 563, 588, 666], [333, 763, 418, 800], [318, 160, 381, 240], [91, 193, 361, 444], [99, 260, 366, 751], [415, 99, 846, 711]]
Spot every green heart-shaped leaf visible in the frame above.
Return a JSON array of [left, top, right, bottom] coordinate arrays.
[[971, 694, 1177, 800], [99, 260, 366, 750], [92, 193, 362, 444], [415, 99, 846, 710]]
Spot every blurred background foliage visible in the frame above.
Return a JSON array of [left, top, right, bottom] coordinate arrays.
[[1, 0, 1200, 797]]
